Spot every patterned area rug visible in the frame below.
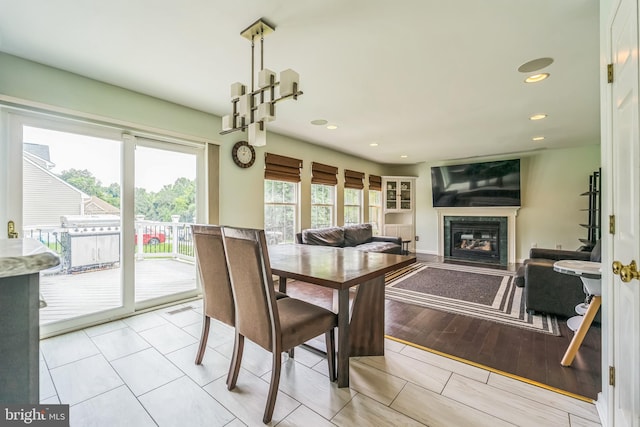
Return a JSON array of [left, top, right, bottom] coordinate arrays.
[[385, 262, 560, 336]]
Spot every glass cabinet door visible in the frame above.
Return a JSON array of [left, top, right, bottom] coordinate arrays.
[[400, 180, 412, 210], [386, 180, 398, 210]]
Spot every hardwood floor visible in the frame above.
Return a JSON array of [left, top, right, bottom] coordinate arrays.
[[283, 255, 602, 401]]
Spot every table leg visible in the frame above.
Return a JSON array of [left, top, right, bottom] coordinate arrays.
[[561, 296, 601, 367], [337, 288, 350, 388], [278, 276, 287, 293], [349, 276, 385, 357]]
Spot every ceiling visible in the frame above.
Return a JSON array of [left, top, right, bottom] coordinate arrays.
[[0, 0, 600, 165]]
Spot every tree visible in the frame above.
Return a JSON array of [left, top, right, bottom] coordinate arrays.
[[58, 168, 196, 223], [59, 169, 103, 197]]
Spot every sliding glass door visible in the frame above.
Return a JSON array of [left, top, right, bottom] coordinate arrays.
[[133, 139, 202, 307], [1, 109, 205, 335]]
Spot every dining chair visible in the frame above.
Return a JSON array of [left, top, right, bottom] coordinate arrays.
[[221, 226, 337, 424], [191, 225, 288, 375]]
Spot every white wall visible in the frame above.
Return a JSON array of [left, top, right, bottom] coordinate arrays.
[[406, 146, 601, 261]]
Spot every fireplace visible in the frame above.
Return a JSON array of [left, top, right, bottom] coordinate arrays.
[[450, 221, 500, 262], [443, 215, 509, 265]]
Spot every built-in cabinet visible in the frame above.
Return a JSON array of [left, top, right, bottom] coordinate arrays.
[[382, 176, 416, 252]]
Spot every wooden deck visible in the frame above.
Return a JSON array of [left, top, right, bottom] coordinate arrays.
[[39, 258, 197, 325]]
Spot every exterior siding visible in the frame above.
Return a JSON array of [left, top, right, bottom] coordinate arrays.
[[23, 158, 85, 227]]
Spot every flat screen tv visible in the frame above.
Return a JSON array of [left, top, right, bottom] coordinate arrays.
[[431, 159, 521, 207]]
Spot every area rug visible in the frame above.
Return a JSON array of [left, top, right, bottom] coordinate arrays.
[[385, 262, 560, 336]]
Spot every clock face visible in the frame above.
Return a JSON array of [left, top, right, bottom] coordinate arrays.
[[232, 141, 256, 168]]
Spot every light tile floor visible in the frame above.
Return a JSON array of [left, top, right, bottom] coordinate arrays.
[[39, 299, 602, 426]]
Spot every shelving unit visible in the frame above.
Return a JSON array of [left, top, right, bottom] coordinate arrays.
[[579, 168, 601, 251], [382, 176, 416, 252]]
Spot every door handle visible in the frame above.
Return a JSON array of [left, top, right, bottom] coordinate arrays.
[[7, 220, 18, 239], [612, 260, 640, 283]]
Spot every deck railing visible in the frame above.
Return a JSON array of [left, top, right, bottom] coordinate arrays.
[[23, 219, 195, 274]]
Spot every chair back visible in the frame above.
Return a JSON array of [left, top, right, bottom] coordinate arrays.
[[191, 225, 234, 326], [221, 227, 280, 351]]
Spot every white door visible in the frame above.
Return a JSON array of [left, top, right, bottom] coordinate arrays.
[[610, 0, 640, 424]]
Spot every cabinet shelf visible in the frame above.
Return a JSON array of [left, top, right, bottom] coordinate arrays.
[[579, 169, 601, 249]]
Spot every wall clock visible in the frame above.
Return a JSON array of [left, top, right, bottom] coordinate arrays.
[[231, 141, 256, 168]]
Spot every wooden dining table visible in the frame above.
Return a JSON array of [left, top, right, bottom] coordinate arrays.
[[268, 244, 416, 388]]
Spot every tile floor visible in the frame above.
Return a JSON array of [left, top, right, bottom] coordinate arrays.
[[39, 299, 602, 426]]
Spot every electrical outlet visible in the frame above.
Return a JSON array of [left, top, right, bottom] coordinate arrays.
[[555, 244, 562, 249], [531, 242, 537, 248], [415, 236, 419, 241]]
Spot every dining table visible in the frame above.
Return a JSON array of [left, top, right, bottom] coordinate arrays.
[[268, 244, 416, 388]]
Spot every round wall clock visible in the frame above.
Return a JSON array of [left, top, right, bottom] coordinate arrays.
[[231, 140, 256, 168]]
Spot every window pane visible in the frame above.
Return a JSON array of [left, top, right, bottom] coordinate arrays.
[[265, 180, 297, 244], [311, 206, 333, 229], [344, 206, 360, 225], [344, 188, 362, 225], [369, 189, 382, 235]]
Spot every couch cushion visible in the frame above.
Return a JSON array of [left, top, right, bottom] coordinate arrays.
[[353, 241, 400, 253], [302, 227, 345, 247], [343, 223, 373, 247]]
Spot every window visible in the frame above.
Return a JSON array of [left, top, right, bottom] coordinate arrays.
[[344, 188, 362, 225], [264, 180, 298, 245], [369, 189, 382, 235], [311, 184, 335, 228]]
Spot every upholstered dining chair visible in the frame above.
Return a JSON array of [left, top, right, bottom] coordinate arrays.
[[221, 226, 337, 424], [191, 225, 288, 375]]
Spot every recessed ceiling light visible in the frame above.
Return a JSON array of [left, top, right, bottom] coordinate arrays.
[[525, 73, 550, 83], [369, 143, 379, 147], [310, 119, 328, 126], [518, 57, 554, 73], [400, 155, 408, 158], [529, 114, 547, 121], [326, 124, 338, 130], [532, 136, 545, 141]]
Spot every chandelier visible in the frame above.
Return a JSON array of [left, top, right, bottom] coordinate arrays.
[[220, 18, 303, 146]]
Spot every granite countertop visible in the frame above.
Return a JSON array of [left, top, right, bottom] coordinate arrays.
[[0, 238, 61, 279]]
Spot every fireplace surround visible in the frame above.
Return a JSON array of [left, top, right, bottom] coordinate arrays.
[[436, 207, 519, 266]]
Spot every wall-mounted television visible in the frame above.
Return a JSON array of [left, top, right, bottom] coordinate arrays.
[[431, 159, 521, 207]]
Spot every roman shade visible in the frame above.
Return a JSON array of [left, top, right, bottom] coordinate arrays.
[[369, 174, 382, 191], [264, 153, 303, 183], [344, 169, 364, 189], [311, 162, 338, 186]]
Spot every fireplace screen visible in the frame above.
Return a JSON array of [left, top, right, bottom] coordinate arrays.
[[450, 221, 500, 262]]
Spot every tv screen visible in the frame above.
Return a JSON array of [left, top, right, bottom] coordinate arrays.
[[431, 159, 521, 207]]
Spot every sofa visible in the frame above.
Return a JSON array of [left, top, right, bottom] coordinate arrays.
[[515, 241, 601, 320], [295, 223, 402, 254]]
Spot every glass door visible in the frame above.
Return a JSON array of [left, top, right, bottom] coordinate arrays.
[[133, 138, 203, 308], [1, 110, 206, 335], [2, 112, 127, 335]]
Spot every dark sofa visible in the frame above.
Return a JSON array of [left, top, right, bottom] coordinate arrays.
[[515, 241, 601, 320], [295, 223, 402, 254]]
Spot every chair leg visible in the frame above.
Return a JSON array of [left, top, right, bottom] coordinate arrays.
[[263, 350, 282, 424], [194, 316, 211, 365], [325, 328, 336, 382], [227, 332, 244, 390]]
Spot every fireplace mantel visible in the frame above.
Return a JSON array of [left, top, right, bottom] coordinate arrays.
[[436, 207, 519, 265]]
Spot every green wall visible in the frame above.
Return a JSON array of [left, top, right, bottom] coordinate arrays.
[[0, 52, 391, 229], [0, 52, 600, 258], [414, 145, 601, 260]]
